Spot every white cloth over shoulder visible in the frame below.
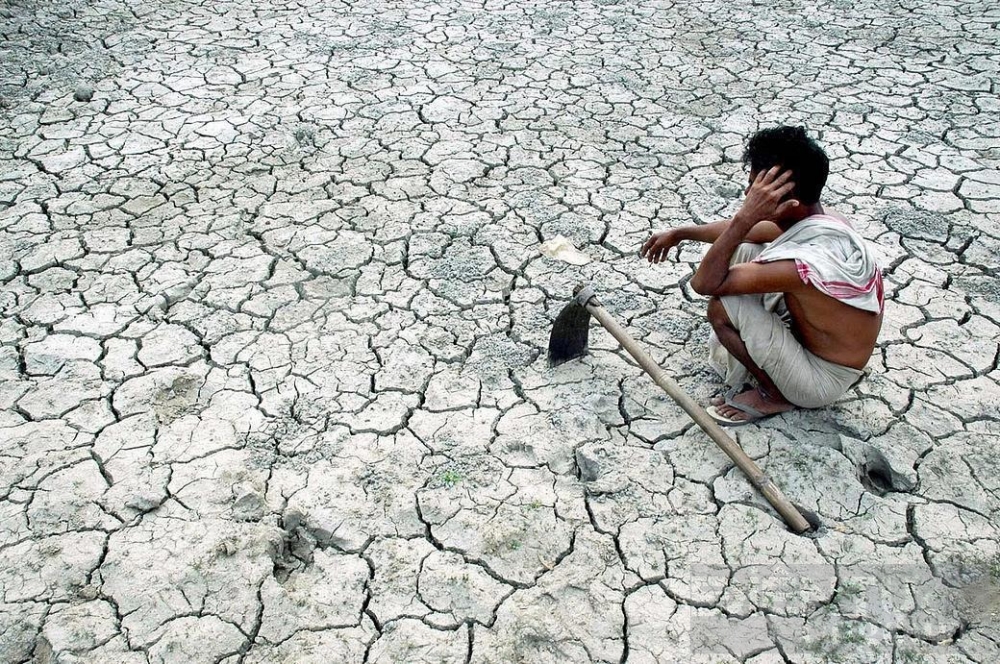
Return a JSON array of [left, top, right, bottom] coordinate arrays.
[[754, 214, 884, 313]]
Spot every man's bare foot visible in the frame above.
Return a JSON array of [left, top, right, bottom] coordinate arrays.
[[711, 387, 795, 423], [708, 383, 752, 407]]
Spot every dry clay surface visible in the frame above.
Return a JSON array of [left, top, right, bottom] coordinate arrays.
[[1, 0, 999, 662]]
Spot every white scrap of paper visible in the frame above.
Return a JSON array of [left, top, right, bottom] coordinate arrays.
[[539, 235, 591, 265]]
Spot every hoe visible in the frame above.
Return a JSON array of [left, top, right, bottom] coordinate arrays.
[[548, 284, 816, 534]]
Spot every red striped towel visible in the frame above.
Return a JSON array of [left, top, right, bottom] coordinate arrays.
[[754, 214, 884, 314]]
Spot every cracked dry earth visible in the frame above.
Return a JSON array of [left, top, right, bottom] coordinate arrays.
[[1, 0, 999, 662]]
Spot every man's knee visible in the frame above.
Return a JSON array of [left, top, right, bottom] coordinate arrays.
[[731, 242, 766, 266], [707, 297, 731, 331]]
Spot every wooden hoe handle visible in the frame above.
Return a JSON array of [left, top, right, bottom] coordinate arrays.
[[582, 293, 812, 534]]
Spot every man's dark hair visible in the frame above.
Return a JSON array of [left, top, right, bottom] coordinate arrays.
[[742, 126, 829, 205]]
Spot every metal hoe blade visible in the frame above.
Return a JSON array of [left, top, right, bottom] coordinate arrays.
[[547, 285, 595, 366]]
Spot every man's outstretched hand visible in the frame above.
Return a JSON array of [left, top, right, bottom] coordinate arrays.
[[736, 166, 799, 225], [640, 229, 680, 263]]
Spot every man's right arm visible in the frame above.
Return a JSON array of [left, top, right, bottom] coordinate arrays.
[[640, 219, 782, 263]]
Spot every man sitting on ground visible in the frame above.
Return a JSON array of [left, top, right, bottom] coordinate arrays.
[[640, 126, 883, 425]]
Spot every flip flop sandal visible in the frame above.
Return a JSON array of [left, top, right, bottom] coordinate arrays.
[[706, 392, 773, 427]]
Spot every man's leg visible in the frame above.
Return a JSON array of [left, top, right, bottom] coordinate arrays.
[[707, 297, 794, 420]]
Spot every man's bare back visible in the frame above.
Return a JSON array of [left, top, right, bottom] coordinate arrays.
[[783, 287, 881, 370]]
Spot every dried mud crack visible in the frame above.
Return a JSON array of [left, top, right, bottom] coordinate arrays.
[[1, 0, 999, 662]]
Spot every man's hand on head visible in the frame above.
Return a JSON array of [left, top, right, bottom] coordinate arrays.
[[736, 166, 800, 225]]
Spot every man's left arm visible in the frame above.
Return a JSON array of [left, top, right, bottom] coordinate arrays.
[[698, 260, 806, 297]]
